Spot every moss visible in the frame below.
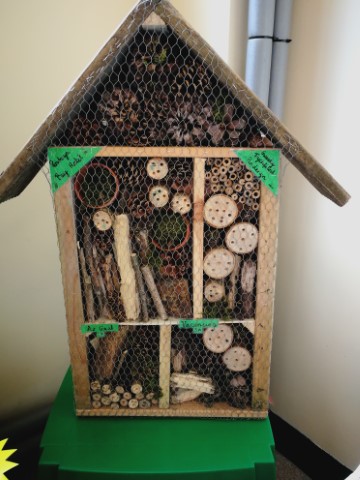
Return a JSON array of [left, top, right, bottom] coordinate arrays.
[[153, 214, 187, 249]]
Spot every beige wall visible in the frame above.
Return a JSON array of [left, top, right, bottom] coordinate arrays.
[[0, 0, 359, 471]]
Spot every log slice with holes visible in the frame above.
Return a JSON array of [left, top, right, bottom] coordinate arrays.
[[146, 158, 168, 180], [203, 248, 235, 279], [204, 194, 238, 228], [222, 346, 252, 372], [225, 223, 259, 254], [203, 324, 233, 353], [204, 280, 225, 303]]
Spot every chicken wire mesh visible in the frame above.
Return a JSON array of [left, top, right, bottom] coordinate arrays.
[[43, 1, 281, 417]]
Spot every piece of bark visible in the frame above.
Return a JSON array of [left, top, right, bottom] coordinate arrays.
[[171, 348, 187, 373], [111, 349, 129, 381], [131, 254, 149, 322], [171, 388, 202, 404], [95, 327, 130, 380], [241, 260, 256, 318], [78, 248, 95, 322], [113, 214, 140, 321], [228, 255, 241, 310], [135, 230, 150, 263], [170, 373, 214, 394], [158, 278, 192, 318], [141, 265, 167, 320]]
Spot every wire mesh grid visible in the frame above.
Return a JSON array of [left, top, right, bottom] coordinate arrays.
[[46, 2, 280, 417]]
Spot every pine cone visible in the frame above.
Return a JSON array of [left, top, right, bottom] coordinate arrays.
[[165, 98, 215, 146], [98, 88, 145, 144], [208, 104, 247, 145]]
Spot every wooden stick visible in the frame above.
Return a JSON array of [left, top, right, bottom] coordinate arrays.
[[78, 248, 95, 322], [141, 265, 167, 320], [113, 214, 140, 321], [159, 325, 171, 408], [131, 253, 149, 322], [193, 157, 206, 319], [228, 254, 241, 310]]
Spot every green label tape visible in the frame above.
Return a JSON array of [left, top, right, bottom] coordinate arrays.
[[234, 149, 280, 196], [80, 323, 119, 338], [178, 319, 219, 334], [48, 147, 102, 193]]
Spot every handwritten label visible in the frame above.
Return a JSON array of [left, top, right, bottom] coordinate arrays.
[[233, 149, 280, 196], [48, 147, 102, 193], [178, 319, 219, 334], [80, 323, 119, 338]]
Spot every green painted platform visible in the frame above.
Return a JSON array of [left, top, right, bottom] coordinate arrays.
[[38, 370, 276, 479]]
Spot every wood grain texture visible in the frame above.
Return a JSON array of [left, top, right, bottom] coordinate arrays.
[[251, 184, 279, 411], [155, 1, 350, 206], [159, 325, 171, 408], [193, 157, 206, 319], [54, 182, 90, 409]]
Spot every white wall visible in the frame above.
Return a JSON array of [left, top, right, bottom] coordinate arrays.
[[0, 0, 359, 472], [270, 0, 360, 471]]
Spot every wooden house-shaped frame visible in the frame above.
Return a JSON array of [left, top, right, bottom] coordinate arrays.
[[0, 1, 349, 419]]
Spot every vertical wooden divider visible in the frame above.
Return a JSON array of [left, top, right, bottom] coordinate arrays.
[[252, 185, 279, 411], [159, 325, 171, 408], [54, 181, 91, 410], [193, 157, 206, 319]]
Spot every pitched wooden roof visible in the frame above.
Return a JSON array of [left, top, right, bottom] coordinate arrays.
[[0, 0, 350, 206]]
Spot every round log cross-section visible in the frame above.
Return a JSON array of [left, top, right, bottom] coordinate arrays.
[[225, 222, 259, 254], [204, 194, 238, 228], [92, 210, 113, 231], [171, 193, 192, 214], [146, 157, 168, 180], [149, 185, 170, 207], [222, 346, 252, 372], [204, 280, 225, 303], [203, 324, 233, 353], [203, 248, 235, 279]]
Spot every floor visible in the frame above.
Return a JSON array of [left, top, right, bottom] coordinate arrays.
[[276, 451, 311, 479]]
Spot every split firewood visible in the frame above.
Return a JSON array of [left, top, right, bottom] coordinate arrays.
[[128, 398, 139, 409], [158, 278, 192, 318], [131, 383, 143, 395], [95, 327, 130, 380], [131, 254, 149, 322], [115, 386, 125, 395], [170, 373, 214, 394], [171, 388, 202, 404], [101, 396, 112, 406], [145, 393, 155, 401], [151, 398, 159, 406], [92, 401, 101, 409], [228, 254, 241, 310], [136, 392, 145, 400], [123, 392, 132, 400], [101, 384, 112, 395], [171, 348, 187, 373], [92, 393, 101, 402], [141, 265, 167, 320], [90, 380, 101, 392], [120, 398, 128, 407], [109, 392, 120, 403], [139, 399, 151, 409], [79, 248, 95, 322], [111, 403, 120, 409], [113, 214, 140, 321]]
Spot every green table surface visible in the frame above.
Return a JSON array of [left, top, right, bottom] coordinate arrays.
[[38, 370, 275, 479]]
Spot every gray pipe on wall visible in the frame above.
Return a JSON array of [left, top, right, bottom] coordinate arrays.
[[245, 0, 276, 105], [245, 0, 293, 118], [269, 0, 294, 118]]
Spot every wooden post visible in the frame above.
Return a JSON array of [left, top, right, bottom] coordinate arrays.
[[159, 325, 171, 408], [193, 157, 206, 319], [54, 182, 91, 410], [252, 185, 279, 411]]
